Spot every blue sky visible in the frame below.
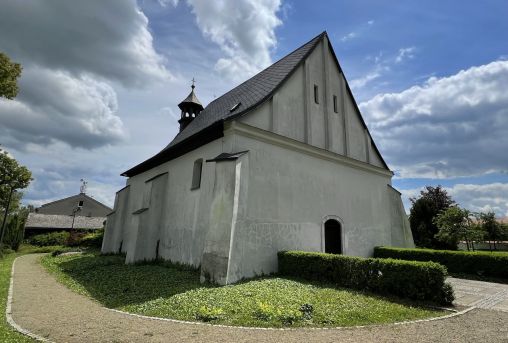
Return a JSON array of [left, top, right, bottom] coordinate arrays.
[[0, 0, 507, 217]]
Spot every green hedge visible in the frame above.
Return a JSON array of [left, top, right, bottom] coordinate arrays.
[[374, 246, 508, 279], [278, 251, 453, 305], [27, 231, 70, 247]]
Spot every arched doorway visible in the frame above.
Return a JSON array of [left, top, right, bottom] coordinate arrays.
[[324, 219, 342, 254]]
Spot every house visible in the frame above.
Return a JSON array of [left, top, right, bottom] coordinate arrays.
[[102, 32, 414, 285], [25, 186, 112, 236]]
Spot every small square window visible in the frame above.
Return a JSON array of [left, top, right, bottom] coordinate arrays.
[[314, 84, 319, 104], [191, 159, 203, 190], [78, 200, 84, 207], [333, 95, 338, 113]]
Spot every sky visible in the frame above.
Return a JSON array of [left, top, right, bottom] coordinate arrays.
[[0, 0, 507, 217]]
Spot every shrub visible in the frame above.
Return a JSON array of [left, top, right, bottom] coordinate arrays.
[[374, 246, 508, 279], [195, 306, 223, 322], [278, 250, 453, 305], [27, 231, 70, 247], [80, 229, 104, 248]]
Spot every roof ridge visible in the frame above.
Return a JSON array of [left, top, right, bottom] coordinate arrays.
[[122, 31, 328, 177], [204, 31, 327, 109]]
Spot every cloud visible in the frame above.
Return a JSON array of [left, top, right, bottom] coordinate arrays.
[[361, 60, 508, 178], [0, 66, 124, 149], [185, 0, 282, 82], [400, 183, 508, 218], [0, 0, 170, 87], [395, 47, 416, 63], [341, 32, 357, 42]]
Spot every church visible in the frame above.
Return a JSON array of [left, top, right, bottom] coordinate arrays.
[[102, 32, 414, 285]]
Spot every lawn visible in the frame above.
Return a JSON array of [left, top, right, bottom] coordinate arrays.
[[41, 253, 446, 328], [0, 245, 68, 343]]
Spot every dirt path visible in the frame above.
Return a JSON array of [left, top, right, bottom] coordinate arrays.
[[9, 254, 508, 343]]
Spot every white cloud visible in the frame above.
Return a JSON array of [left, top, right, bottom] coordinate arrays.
[[185, 0, 282, 82], [341, 32, 357, 42], [0, 0, 170, 87], [400, 183, 508, 218], [395, 47, 416, 63], [361, 60, 508, 178], [0, 67, 124, 149]]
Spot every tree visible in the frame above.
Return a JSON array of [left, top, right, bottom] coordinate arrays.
[[0, 52, 22, 99], [477, 212, 503, 251], [434, 207, 480, 250], [409, 186, 455, 249], [0, 151, 32, 250]]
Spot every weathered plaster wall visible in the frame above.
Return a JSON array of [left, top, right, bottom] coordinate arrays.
[[225, 126, 410, 283], [102, 186, 130, 253], [387, 186, 415, 248], [239, 36, 384, 169], [103, 138, 228, 267]]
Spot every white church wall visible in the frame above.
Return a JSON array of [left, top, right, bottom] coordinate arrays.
[[114, 138, 227, 266], [225, 126, 400, 282], [102, 185, 130, 254], [239, 36, 385, 170]]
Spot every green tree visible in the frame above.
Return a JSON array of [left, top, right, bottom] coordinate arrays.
[[0, 52, 22, 99], [434, 207, 479, 250], [409, 186, 455, 249], [0, 151, 32, 250], [477, 212, 503, 250]]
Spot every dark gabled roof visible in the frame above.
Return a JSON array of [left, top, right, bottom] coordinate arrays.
[[123, 32, 325, 177], [122, 31, 390, 177]]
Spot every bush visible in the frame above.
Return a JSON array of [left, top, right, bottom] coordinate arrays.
[[80, 229, 104, 248], [374, 246, 508, 279], [27, 231, 70, 247], [278, 250, 453, 305]]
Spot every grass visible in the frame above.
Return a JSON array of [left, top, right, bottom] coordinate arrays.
[[41, 253, 446, 328], [0, 244, 70, 343]]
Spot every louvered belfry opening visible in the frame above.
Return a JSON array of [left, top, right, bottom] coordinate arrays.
[[178, 83, 204, 132]]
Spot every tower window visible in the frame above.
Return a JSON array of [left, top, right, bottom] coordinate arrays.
[[333, 95, 338, 113], [191, 159, 203, 190], [314, 85, 319, 104], [78, 200, 84, 207]]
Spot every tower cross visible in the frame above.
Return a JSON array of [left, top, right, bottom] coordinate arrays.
[[191, 77, 196, 89]]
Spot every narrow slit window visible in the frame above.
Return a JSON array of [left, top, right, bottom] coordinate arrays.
[[314, 84, 319, 104], [333, 95, 338, 113], [191, 159, 203, 190]]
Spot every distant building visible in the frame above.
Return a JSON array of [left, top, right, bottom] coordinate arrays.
[[25, 191, 112, 236], [103, 32, 414, 285]]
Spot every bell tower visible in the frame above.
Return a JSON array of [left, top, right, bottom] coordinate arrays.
[[178, 79, 204, 132]]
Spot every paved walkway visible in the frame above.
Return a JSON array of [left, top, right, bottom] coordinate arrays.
[[9, 254, 508, 343], [448, 277, 508, 311]]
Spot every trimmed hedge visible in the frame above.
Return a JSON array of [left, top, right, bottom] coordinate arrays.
[[27, 231, 70, 247], [374, 246, 508, 279], [278, 250, 453, 305]]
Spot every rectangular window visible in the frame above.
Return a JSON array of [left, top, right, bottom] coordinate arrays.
[[314, 84, 319, 104], [78, 200, 84, 207], [191, 159, 203, 190], [333, 95, 338, 113]]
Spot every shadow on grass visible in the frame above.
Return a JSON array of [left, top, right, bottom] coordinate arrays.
[[53, 254, 213, 308], [49, 254, 447, 315]]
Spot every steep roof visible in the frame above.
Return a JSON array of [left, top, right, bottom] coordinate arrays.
[[123, 31, 389, 177], [178, 86, 204, 112], [25, 213, 105, 229], [123, 32, 325, 177]]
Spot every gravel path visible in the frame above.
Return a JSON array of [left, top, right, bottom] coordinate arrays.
[[9, 254, 508, 343]]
